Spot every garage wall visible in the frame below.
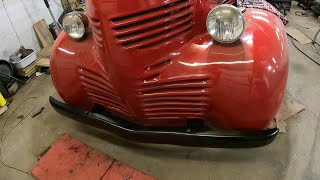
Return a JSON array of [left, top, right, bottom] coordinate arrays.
[[0, 0, 63, 61]]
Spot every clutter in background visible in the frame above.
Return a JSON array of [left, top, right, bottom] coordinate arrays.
[[0, 1, 54, 101], [0, 60, 18, 98], [10, 19, 53, 79], [296, 0, 320, 17], [9, 47, 36, 69], [311, 0, 320, 17], [0, 18, 53, 104], [43, 0, 62, 38], [15, 46, 51, 78], [275, 0, 293, 15]]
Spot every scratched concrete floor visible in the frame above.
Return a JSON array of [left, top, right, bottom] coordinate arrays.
[[1, 2, 320, 180]]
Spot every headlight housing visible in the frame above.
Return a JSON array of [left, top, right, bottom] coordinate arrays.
[[206, 5, 245, 43], [63, 12, 88, 40]]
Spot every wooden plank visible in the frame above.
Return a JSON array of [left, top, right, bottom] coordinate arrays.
[[0, 106, 8, 116], [17, 58, 40, 74], [36, 58, 50, 68], [286, 26, 312, 44], [37, 45, 52, 59], [274, 92, 306, 133], [25, 67, 38, 77], [18, 66, 38, 77], [17, 62, 38, 77], [33, 19, 54, 48]]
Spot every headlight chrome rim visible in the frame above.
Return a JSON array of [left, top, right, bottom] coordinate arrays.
[[206, 4, 245, 43], [63, 12, 88, 40]]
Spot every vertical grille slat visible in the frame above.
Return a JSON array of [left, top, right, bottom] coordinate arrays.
[[88, 16, 103, 48], [78, 66, 131, 118], [110, 0, 195, 49]]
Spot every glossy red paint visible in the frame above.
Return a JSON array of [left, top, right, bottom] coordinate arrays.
[[51, 0, 288, 130]]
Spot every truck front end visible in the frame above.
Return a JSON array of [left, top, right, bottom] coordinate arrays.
[[49, 0, 288, 148]]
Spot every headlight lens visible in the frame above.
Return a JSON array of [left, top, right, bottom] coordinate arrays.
[[63, 12, 88, 40], [206, 5, 245, 43]]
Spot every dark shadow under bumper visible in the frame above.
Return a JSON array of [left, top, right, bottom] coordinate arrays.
[[49, 96, 279, 148]]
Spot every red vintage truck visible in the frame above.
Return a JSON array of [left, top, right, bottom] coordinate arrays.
[[49, 0, 288, 148]]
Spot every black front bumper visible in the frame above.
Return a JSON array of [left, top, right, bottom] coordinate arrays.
[[49, 96, 279, 148]]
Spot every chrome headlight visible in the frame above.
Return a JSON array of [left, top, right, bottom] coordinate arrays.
[[206, 5, 245, 43], [63, 12, 88, 40]]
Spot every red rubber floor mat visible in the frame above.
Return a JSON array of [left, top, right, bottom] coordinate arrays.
[[32, 134, 157, 180]]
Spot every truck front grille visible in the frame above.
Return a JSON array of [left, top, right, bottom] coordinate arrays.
[[138, 59, 210, 123], [110, 0, 195, 49], [78, 66, 131, 117], [139, 76, 210, 122]]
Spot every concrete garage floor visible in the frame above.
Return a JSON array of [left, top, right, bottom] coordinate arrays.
[[1, 3, 320, 180]]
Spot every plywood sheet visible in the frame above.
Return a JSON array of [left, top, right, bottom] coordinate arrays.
[[286, 26, 312, 44], [36, 58, 50, 68], [32, 134, 158, 180], [275, 92, 306, 133], [33, 19, 54, 48]]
